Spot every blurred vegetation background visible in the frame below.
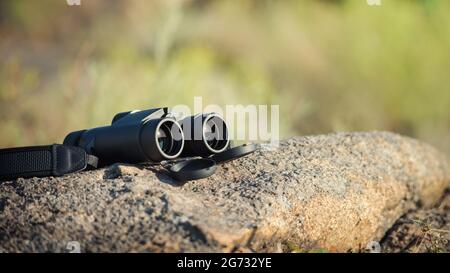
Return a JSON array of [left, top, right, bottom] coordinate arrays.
[[0, 0, 449, 153]]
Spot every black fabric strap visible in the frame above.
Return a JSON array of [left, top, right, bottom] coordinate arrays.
[[0, 144, 97, 181]]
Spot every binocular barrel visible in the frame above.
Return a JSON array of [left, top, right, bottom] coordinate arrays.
[[63, 108, 229, 165], [180, 113, 229, 157]]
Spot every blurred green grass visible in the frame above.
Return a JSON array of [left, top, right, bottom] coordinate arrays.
[[0, 0, 449, 153]]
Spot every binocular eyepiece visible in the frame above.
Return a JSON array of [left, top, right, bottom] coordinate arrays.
[[180, 113, 229, 157], [63, 108, 229, 166]]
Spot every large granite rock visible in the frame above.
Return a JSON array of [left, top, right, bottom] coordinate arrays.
[[0, 132, 448, 252]]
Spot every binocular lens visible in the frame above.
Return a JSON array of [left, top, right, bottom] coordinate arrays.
[[157, 124, 173, 154], [180, 114, 229, 157], [154, 119, 184, 159], [204, 117, 227, 152]]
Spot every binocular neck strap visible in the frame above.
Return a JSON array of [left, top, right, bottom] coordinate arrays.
[[0, 144, 98, 181]]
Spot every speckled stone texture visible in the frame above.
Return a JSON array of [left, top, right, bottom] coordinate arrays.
[[0, 132, 449, 252]]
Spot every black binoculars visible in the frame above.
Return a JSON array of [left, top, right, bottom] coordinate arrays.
[[63, 108, 230, 166], [0, 106, 257, 182]]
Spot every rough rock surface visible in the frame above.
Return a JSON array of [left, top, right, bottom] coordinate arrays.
[[381, 191, 450, 253], [0, 132, 449, 253]]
